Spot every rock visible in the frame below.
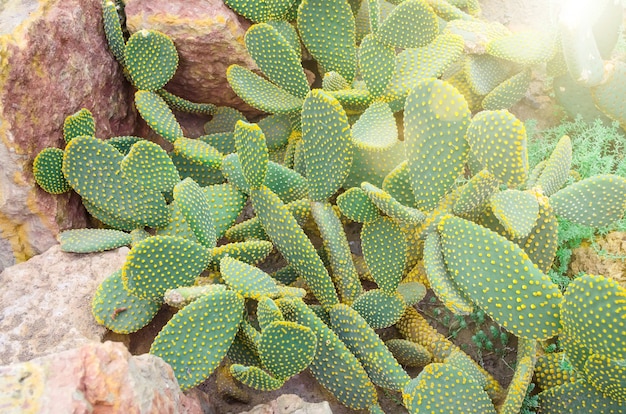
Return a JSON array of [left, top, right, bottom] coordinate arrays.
[[0, 341, 204, 414], [570, 232, 626, 287], [238, 395, 333, 414], [0, 0, 137, 271], [0, 245, 129, 365], [124, 0, 260, 116]]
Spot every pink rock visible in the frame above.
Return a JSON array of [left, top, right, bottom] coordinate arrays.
[[0, 0, 137, 271], [124, 0, 261, 116], [0, 341, 204, 414]]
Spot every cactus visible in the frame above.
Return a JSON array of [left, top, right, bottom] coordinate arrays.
[[58, 229, 132, 253], [125, 29, 178, 91], [33, 148, 71, 194], [63, 108, 96, 143]]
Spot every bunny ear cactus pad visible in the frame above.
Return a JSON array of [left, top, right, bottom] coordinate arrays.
[[231, 365, 285, 391], [591, 62, 626, 126], [174, 178, 217, 248], [453, 169, 499, 215], [534, 352, 577, 390], [438, 215, 562, 340], [361, 216, 407, 293], [224, 0, 296, 23], [220, 256, 280, 299], [351, 289, 406, 329], [234, 121, 269, 190], [58, 229, 132, 253], [258, 321, 317, 380], [297, 0, 357, 83], [33, 148, 71, 194], [150, 289, 244, 391], [466, 110, 528, 188], [382, 162, 418, 208], [486, 30, 556, 65], [301, 89, 353, 202], [63, 108, 96, 143], [489, 190, 539, 239], [385, 339, 432, 367], [358, 34, 395, 98], [482, 69, 532, 111], [584, 354, 626, 402], [535, 135, 572, 196], [336, 187, 380, 224], [106, 136, 143, 156], [125, 29, 178, 91], [549, 175, 626, 227], [92, 270, 161, 334], [156, 89, 216, 116], [351, 101, 397, 151], [122, 235, 210, 300], [517, 195, 558, 274], [361, 182, 426, 225], [203, 184, 247, 239], [121, 140, 180, 193], [102, 0, 126, 66], [135, 91, 184, 143], [538, 380, 624, 414], [376, 0, 438, 49], [173, 137, 223, 170], [257, 297, 285, 331]]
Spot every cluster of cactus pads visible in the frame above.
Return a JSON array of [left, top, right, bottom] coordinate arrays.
[[32, 0, 626, 412]]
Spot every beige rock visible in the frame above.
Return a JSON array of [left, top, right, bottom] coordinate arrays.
[[570, 232, 626, 287], [238, 395, 333, 414], [0, 0, 137, 271], [0, 245, 129, 365], [0, 341, 203, 414]]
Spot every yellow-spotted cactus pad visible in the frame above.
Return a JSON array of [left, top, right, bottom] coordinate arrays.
[[438, 215, 562, 340], [397, 281, 427, 306], [227, 65, 304, 114], [92, 269, 161, 334], [245, 23, 309, 99], [63, 108, 96, 143], [258, 114, 292, 151], [424, 232, 474, 315], [352, 289, 407, 329], [498, 355, 535, 414], [258, 320, 317, 380], [174, 178, 217, 248], [203, 183, 247, 239], [464, 54, 513, 96], [549, 174, 626, 228], [134, 91, 184, 143], [156, 89, 216, 116], [465, 110, 528, 188], [444, 350, 488, 389], [150, 290, 244, 391], [173, 137, 223, 170], [126, 29, 178, 91], [535, 135, 572, 197], [220, 256, 280, 299], [302, 90, 353, 202], [297, 0, 357, 83], [122, 235, 210, 300], [336, 187, 380, 224], [351, 101, 398, 151], [230, 365, 285, 391], [121, 140, 180, 193], [516, 195, 558, 274], [535, 352, 577, 390], [156, 202, 199, 242], [329, 304, 410, 391], [204, 106, 246, 134], [344, 139, 406, 189], [591, 61, 626, 127], [163, 284, 227, 309], [404, 78, 470, 212], [327, 88, 374, 112], [170, 151, 224, 188], [489, 189, 539, 239], [486, 30, 556, 65], [384, 338, 432, 367], [453, 169, 499, 215], [538, 380, 624, 414], [256, 296, 285, 330], [361, 216, 407, 293], [382, 161, 418, 208], [361, 182, 426, 224], [33, 147, 71, 194], [234, 121, 269, 190], [82, 198, 139, 232], [376, 0, 438, 49], [106, 136, 143, 155], [358, 34, 395, 98], [482, 68, 532, 111], [276, 298, 377, 410], [584, 353, 626, 403], [102, 0, 126, 66], [208, 241, 274, 270], [58, 228, 132, 253], [322, 71, 350, 91], [443, 19, 510, 53], [402, 362, 497, 414]]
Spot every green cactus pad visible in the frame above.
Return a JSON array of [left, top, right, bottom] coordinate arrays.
[[163, 284, 227, 309], [403, 362, 497, 414], [344, 140, 406, 190], [351, 101, 397, 151], [311, 201, 362, 304], [277, 298, 377, 410], [382, 162, 417, 208], [358, 34, 394, 98], [122, 235, 210, 300], [549, 174, 626, 227], [444, 349, 488, 389], [330, 304, 410, 391], [489, 190, 539, 239], [482, 69, 532, 111], [361, 216, 407, 293], [204, 106, 246, 134], [126, 29, 178, 91], [322, 71, 350, 91], [156, 202, 199, 242], [327, 88, 374, 112], [121, 140, 180, 193], [150, 289, 244, 391], [173, 137, 223, 170], [219, 256, 279, 299], [234, 121, 269, 190], [487, 29, 556, 65], [228, 328, 262, 367], [445, 66, 485, 113], [227, 65, 304, 114], [224, 0, 295, 22], [33, 148, 71, 194], [209, 241, 274, 270], [427, 0, 472, 21], [535, 352, 577, 390], [336, 187, 380, 224], [361, 182, 426, 225], [170, 152, 224, 188], [258, 114, 292, 151], [173, 178, 217, 248], [561, 274, 626, 361], [466, 110, 528, 187], [453, 169, 499, 215], [587, 354, 626, 403], [397, 281, 427, 306], [101, 0, 126, 66], [424, 232, 474, 315], [498, 355, 535, 414], [526, 160, 546, 189], [517, 195, 557, 273], [258, 320, 317, 380], [385, 339, 432, 367], [63, 136, 170, 228], [230, 365, 285, 391], [267, 20, 301, 57], [58, 228, 132, 253], [82, 199, 138, 232], [92, 270, 161, 334], [464, 54, 513, 96], [376, 0, 438, 49], [538, 380, 624, 414], [297, 0, 357, 83], [443, 18, 509, 52], [257, 297, 285, 331], [198, 132, 235, 155], [301, 89, 353, 202], [106, 136, 143, 155], [385, 33, 465, 105], [130, 228, 150, 246], [203, 183, 247, 239], [351, 289, 406, 329], [404, 78, 470, 212], [251, 187, 339, 309], [134, 90, 184, 143], [156, 89, 216, 115], [438, 215, 562, 340], [535, 135, 572, 197], [245, 23, 309, 100], [63, 108, 96, 143], [591, 62, 626, 126]]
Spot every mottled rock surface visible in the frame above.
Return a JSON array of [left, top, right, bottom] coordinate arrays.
[[238, 395, 333, 414], [0, 0, 136, 271], [0, 245, 128, 365], [570, 232, 626, 287], [0, 341, 203, 414], [124, 0, 260, 116]]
